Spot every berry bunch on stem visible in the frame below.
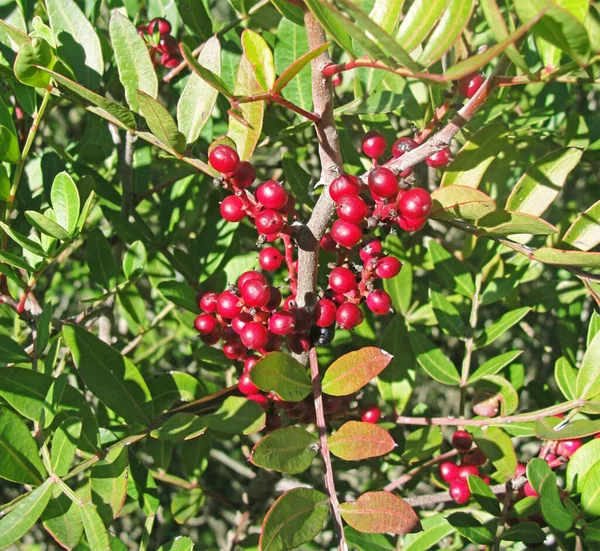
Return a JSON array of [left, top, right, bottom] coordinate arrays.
[[137, 17, 181, 68]]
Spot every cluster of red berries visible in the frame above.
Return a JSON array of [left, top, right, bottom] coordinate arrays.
[[137, 17, 181, 68]]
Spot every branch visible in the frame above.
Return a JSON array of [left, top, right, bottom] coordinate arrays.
[[309, 348, 347, 551]]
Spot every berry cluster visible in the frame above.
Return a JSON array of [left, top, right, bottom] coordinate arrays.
[[137, 17, 181, 68]]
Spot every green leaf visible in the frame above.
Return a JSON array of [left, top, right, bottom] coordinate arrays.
[[175, 0, 212, 39], [40, 68, 136, 129], [147, 372, 205, 413], [180, 43, 234, 99], [532, 247, 600, 268], [328, 421, 396, 461], [201, 396, 265, 435], [403, 515, 454, 551], [474, 307, 531, 349], [250, 426, 318, 474], [227, 54, 264, 161], [0, 406, 46, 484], [36, 301, 53, 357], [538, 462, 575, 531], [566, 438, 600, 493], [377, 316, 416, 415], [80, 502, 110, 550], [136, 91, 186, 154], [271, 0, 305, 26], [86, 228, 117, 290], [109, 11, 158, 113], [576, 331, 600, 400], [335, 91, 410, 116], [177, 36, 220, 145], [473, 375, 519, 416], [340, 492, 420, 534], [468, 475, 501, 515], [50, 416, 81, 477], [384, 259, 412, 315], [157, 280, 200, 312], [0, 334, 30, 364], [51, 171, 80, 235], [401, 426, 442, 463], [428, 240, 475, 297], [157, 536, 195, 551], [150, 413, 207, 441], [322, 346, 393, 396], [429, 289, 466, 337], [430, 186, 496, 221], [260, 488, 329, 551], [0, 249, 35, 272], [0, 478, 54, 549], [0, 221, 48, 257], [250, 352, 311, 402], [0, 124, 20, 163], [25, 211, 71, 241], [555, 356, 577, 400], [14, 37, 55, 88], [303, 0, 356, 55], [171, 488, 205, 524], [0, 17, 29, 48], [0, 165, 10, 201], [506, 148, 583, 216], [42, 494, 84, 549], [473, 426, 517, 479], [63, 324, 153, 425], [501, 521, 546, 544], [345, 526, 395, 551], [534, 418, 600, 441], [396, 0, 446, 52], [408, 330, 460, 385], [273, 42, 329, 95], [469, 350, 523, 383], [242, 29, 276, 91], [477, 210, 558, 236], [123, 240, 147, 280], [440, 123, 508, 189], [46, 0, 103, 90], [514, 0, 590, 64], [91, 446, 129, 519], [418, 0, 475, 67], [562, 200, 600, 251], [446, 512, 494, 545]]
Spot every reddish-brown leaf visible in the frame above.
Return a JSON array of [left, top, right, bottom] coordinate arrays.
[[328, 421, 396, 461], [339, 491, 421, 534], [321, 347, 393, 396]]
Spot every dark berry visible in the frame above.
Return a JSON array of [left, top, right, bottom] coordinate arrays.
[[439, 462, 459, 483], [240, 279, 271, 308], [449, 479, 471, 504], [268, 311, 295, 336], [361, 406, 381, 423], [458, 73, 485, 98], [231, 161, 256, 189], [201, 332, 220, 346], [222, 340, 245, 360], [287, 333, 310, 354], [292, 307, 312, 334], [375, 256, 402, 279], [157, 34, 178, 55], [366, 289, 392, 315], [258, 247, 283, 271], [255, 209, 285, 235], [148, 17, 172, 35], [217, 290, 242, 319], [331, 220, 363, 248], [256, 181, 288, 210], [336, 302, 363, 330], [368, 167, 398, 198], [240, 321, 269, 350], [329, 267, 356, 294], [426, 147, 451, 168], [329, 175, 361, 202], [463, 448, 487, 466], [265, 412, 282, 431], [310, 324, 335, 346], [314, 299, 337, 328], [452, 430, 473, 452], [238, 372, 260, 395], [209, 144, 240, 173], [336, 195, 369, 224], [137, 24, 148, 37], [220, 195, 246, 222], [320, 232, 338, 252], [362, 130, 387, 159], [194, 313, 217, 334], [264, 286, 282, 312]]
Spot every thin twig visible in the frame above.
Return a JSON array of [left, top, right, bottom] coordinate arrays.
[[460, 274, 481, 417], [121, 303, 175, 355], [384, 449, 459, 492]]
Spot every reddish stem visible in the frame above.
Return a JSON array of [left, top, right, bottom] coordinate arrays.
[[281, 233, 297, 287]]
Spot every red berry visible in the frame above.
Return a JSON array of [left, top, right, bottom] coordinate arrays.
[[258, 247, 283, 271], [362, 130, 387, 159], [161, 53, 180, 68], [457, 465, 480, 481], [240, 279, 271, 308], [398, 188, 432, 219], [368, 167, 398, 198], [240, 321, 269, 350], [329, 175, 361, 202], [397, 215, 427, 232], [194, 313, 217, 334], [516, 463, 527, 477], [314, 299, 337, 328], [283, 295, 296, 311], [209, 144, 240, 173], [223, 340, 245, 360], [261, 331, 282, 353], [450, 479, 471, 504], [201, 332, 220, 346], [361, 406, 381, 424], [320, 232, 338, 252], [463, 448, 487, 466], [336, 302, 363, 330], [366, 289, 392, 315], [238, 372, 260, 394], [458, 73, 485, 98], [199, 292, 219, 313], [247, 393, 269, 410], [426, 147, 451, 168], [287, 333, 310, 354], [148, 17, 172, 35], [231, 312, 253, 334], [244, 357, 259, 372], [217, 290, 242, 319], [268, 311, 296, 336], [329, 267, 357, 294], [220, 195, 246, 222], [255, 209, 285, 235], [391, 137, 418, 158], [523, 482, 538, 498], [256, 181, 289, 210], [331, 220, 363, 248], [336, 195, 369, 224], [231, 161, 256, 189], [452, 430, 473, 452], [332, 74, 342, 87], [238, 270, 266, 289], [375, 256, 402, 279], [439, 462, 459, 483], [264, 286, 282, 312], [359, 239, 383, 263], [157, 34, 178, 54], [556, 439, 583, 458]]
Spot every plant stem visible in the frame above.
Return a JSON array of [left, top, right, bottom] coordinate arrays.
[[309, 348, 347, 551], [493, 480, 513, 551], [383, 449, 459, 492], [459, 274, 481, 417], [121, 131, 136, 219]]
